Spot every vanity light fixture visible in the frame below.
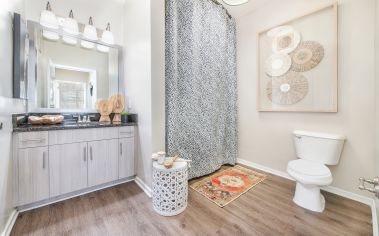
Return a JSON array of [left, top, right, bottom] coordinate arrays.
[[62, 10, 79, 45], [81, 17, 98, 49], [97, 23, 114, 53], [222, 0, 249, 6]]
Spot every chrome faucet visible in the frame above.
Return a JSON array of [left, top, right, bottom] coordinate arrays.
[[72, 114, 82, 123], [87, 115, 95, 123]]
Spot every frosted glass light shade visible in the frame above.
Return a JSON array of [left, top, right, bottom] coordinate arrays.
[[97, 23, 114, 52], [43, 30, 59, 41], [40, 2, 59, 29], [83, 17, 98, 41], [222, 0, 248, 6], [83, 25, 98, 40], [81, 40, 95, 49], [62, 36, 77, 45], [97, 45, 109, 53], [63, 10, 79, 35], [100, 29, 114, 45]]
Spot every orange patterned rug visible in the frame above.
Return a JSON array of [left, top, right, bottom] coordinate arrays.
[[190, 165, 267, 207]]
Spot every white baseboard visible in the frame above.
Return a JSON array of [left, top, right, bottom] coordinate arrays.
[[135, 176, 152, 198], [1, 209, 19, 236], [237, 158, 377, 235], [237, 158, 294, 181], [322, 185, 373, 206]]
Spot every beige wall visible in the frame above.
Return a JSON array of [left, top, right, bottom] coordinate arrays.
[[376, 0, 379, 176], [123, 0, 153, 187], [0, 0, 26, 234], [237, 0, 376, 197], [376, 0, 379, 172], [151, 0, 166, 161], [123, 0, 165, 188]]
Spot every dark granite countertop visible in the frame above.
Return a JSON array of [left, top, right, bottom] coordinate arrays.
[[13, 122, 137, 133]]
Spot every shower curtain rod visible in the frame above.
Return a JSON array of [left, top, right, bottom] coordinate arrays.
[[210, 0, 233, 19]]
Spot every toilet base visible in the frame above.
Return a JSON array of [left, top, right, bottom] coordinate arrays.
[[293, 182, 325, 212]]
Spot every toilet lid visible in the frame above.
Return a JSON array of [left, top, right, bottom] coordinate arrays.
[[288, 159, 331, 176]]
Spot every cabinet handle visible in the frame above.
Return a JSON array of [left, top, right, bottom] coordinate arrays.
[[90, 146, 93, 161], [42, 152, 46, 169], [83, 147, 87, 162], [120, 143, 122, 155]]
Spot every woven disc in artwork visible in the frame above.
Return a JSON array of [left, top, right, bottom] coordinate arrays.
[[267, 71, 308, 105], [264, 53, 292, 77], [266, 25, 294, 38], [271, 28, 301, 54], [290, 41, 324, 72]]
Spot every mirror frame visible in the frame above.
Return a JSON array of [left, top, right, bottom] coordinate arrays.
[[25, 20, 124, 113]]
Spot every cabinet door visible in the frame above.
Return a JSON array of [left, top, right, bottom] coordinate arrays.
[[49, 142, 88, 197], [88, 139, 119, 187], [119, 138, 135, 179], [18, 146, 49, 205]]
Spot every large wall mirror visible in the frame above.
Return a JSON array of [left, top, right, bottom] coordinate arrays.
[[22, 20, 123, 112]]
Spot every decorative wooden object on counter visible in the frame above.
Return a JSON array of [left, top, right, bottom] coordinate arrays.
[[109, 94, 125, 123], [96, 100, 113, 122], [28, 115, 64, 125], [164, 155, 178, 169]]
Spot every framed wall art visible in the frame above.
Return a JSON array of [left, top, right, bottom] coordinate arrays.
[[257, 3, 338, 112]]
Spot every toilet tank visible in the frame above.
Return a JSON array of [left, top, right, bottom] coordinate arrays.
[[293, 130, 345, 165]]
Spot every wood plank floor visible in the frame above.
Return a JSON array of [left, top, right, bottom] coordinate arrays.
[[11, 167, 372, 236]]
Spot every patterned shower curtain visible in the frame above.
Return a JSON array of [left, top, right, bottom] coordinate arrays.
[[166, 0, 238, 179]]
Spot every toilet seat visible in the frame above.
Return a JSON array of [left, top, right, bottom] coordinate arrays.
[[287, 159, 332, 186]]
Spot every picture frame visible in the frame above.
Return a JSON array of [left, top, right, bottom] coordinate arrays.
[[257, 3, 338, 112]]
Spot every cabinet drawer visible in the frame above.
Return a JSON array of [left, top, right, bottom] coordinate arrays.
[[119, 127, 134, 138], [49, 128, 119, 145], [49, 129, 89, 145], [16, 131, 48, 148]]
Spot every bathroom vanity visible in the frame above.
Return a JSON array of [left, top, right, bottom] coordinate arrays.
[[11, 14, 136, 210], [12, 123, 136, 209]]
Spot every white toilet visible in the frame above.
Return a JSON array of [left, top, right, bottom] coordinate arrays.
[[287, 130, 345, 212]]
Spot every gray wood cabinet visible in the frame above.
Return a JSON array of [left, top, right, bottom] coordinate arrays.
[[17, 146, 49, 205], [88, 139, 119, 187], [119, 138, 135, 179], [49, 142, 88, 197], [13, 126, 135, 207]]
